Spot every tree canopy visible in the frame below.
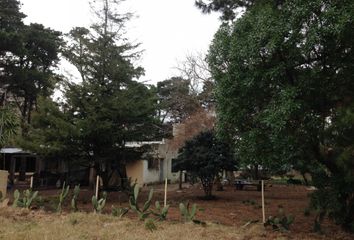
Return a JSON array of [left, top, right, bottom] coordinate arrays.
[[57, 0, 160, 187], [0, 0, 62, 132], [175, 130, 236, 199], [205, 0, 354, 231]]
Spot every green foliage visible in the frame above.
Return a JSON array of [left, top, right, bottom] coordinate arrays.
[[144, 218, 157, 232], [207, 0, 354, 231], [179, 202, 197, 222], [265, 206, 294, 231], [0, 0, 62, 128], [71, 185, 80, 212], [124, 178, 137, 198], [242, 199, 256, 206], [12, 189, 38, 209], [0, 106, 19, 147], [153, 201, 169, 221], [57, 182, 70, 213], [92, 192, 107, 214], [112, 206, 129, 218], [157, 77, 200, 124], [195, 0, 255, 20], [303, 208, 311, 217], [175, 130, 236, 198], [129, 185, 153, 220], [309, 169, 354, 233], [20, 97, 78, 164], [59, 0, 161, 188]]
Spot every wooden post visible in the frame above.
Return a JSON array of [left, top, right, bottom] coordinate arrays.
[[30, 175, 33, 189], [95, 175, 100, 198], [164, 178, 168, 207], [262, 180, 265, 223], [179, 171, 182, 190]]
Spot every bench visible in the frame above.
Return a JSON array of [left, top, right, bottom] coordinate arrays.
[[234, 180, 262, 191]]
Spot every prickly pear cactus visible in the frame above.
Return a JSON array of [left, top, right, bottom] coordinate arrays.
[[57, 182, 70, 212], [71, 185, 80, 212], [92, 191, 107, 213], [129, 185, 154, 220]]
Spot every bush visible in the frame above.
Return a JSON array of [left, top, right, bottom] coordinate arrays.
[[174, 131, 236, 198]]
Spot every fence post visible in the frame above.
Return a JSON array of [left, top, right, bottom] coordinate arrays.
[[95, 175, 100, 198], [262, 180, 265, 223], [164, 178, 168, 207]]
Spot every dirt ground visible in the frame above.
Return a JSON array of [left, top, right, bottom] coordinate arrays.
[[7, 183, 353, 239]]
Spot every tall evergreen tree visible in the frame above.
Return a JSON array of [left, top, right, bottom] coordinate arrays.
[[0, 0, 62, 133], [63, 0, 160, 187]]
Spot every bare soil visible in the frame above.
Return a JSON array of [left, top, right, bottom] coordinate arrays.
[[7, 183, 353, 239]]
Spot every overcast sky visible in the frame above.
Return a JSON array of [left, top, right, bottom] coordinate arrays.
[[20, 0, 220, 85]]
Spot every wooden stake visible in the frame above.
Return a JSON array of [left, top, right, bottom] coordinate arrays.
[[30, 176, 33, 189], [164, 178, 168, 207], [262, 180, 265, 223], [95, 175, 100, 198]]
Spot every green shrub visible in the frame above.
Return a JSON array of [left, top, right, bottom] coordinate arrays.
[[264, 206, 294, 231], [144, 218, 157, 232], [112, 206, 129, 218]]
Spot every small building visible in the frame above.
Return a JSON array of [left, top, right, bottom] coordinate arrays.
[[0, 147, 38, 184], [125, 140, 181, 186]]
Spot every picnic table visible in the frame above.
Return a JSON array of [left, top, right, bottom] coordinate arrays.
[[234, 179, 262, 191]]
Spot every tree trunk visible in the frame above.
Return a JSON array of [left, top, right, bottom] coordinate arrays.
[[201, 177, 213, 199], [215, 175, 223, 191], [89, 164, 96, 189], [254, 164, 259, 180], [226, 171, 235, 185], [117, 163, 128, 190], [179, 171, 182, 190], [301, 172, 309, 186]]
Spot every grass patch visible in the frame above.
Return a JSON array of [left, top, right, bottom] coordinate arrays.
[[0, 208, 268, 240]]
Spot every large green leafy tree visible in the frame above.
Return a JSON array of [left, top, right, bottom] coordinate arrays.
[[0, 0, 62, 133], [175, 131, 235, 199], [63, 0, 160, 187], [195, 0, 255, 21], [203, 0, 354, 231]]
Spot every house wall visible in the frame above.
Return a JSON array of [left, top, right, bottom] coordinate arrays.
[[0, 170, 8, 197], [158, 141, 180, 183], [142, 161, 160, 185], [126, 161, 144, 186]]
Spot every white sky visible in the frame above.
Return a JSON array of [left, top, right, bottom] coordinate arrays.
[[20, 0, 221, 85]]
